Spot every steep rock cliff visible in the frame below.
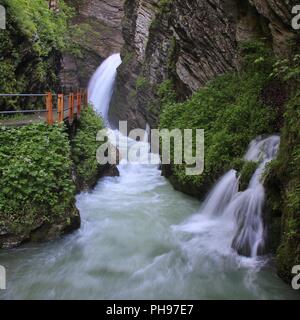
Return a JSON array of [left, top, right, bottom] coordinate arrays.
[[109, 0, 297, 130], [60, 0, 124, 88]]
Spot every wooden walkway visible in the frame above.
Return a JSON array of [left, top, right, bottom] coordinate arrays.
[[0, 90, 88, 127]]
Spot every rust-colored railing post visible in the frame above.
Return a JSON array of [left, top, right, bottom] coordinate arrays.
[[85, 89, 88, 108], [58, 94, 64, 123], [68, 93, 73, 122], [71, 93, 74, 119], [77, 90, 81, 118], [46, 92, 53, 125]]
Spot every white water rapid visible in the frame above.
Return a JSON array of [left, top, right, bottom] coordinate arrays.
[[185, 135, 280, 258], [88, 53, 122, 122], [0, 55, 298, 300], [231, 135, 280, 257]]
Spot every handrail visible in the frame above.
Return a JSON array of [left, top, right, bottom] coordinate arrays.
[[0, 89, 89, 126], [0, 110, 48, 114], [0, 94, 48, 97]]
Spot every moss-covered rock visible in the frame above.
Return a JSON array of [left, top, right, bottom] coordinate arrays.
[[71, 107, 119, 192], [239, 161, 258, 191], [264, 94, 300, 283]]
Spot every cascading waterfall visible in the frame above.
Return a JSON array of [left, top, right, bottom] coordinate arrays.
[[88, 54, 155, 165], [88, 54, 281, 260], [194, 135, 280, 258], [0, 55, 297, 300], [88, 53, 122, 122], [231, 135, 280, 257], [198, 169, 239, 217]]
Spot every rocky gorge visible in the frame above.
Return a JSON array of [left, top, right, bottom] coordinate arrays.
[[0, 0, 299, 297], [106, 0, 299, 284], [109, 0, 297, 129], [59, 0, 125, 88]]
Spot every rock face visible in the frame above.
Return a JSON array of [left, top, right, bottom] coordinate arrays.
[[0, 204, 80, 249], [109, 0, 297, 130], [59, 0, 125, 88]]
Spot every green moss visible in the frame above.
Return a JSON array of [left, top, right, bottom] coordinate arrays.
[[122, 51, 134, 66], [158, 80, 177, 106], [71, 106, 105, 190], [239, 161, 258, 191], [158, 0, 172, 13], [136, 76, 149, 90], [265, 93, 300, 282], [167, 37, 179, 78]]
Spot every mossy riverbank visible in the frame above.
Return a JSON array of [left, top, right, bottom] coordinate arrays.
[[158, 41, 300, 283], [0, 107, 114, 248]]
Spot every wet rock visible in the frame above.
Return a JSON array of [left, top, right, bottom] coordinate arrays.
[[60, 0, 125, 88], [110, 0, 297, 130], [0, 204, 81, 249]]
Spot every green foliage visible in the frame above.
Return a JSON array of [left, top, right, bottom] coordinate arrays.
[[2, 0, 74, 54], [239, 40, 274, 72], [0, 123, 75, 233], [269, 54, 300, 97], [159, 42, 277, 195], [264, 94, 300, 281], [136, 76, 149, 90], [122, 51, 134, 66], [0, 0, 78, 109], [239, 161, 258, 191], [72, 107, 105, 189], [270, 54, 300, 83], [158, 80, 177, 107], [158, 0, 172, 13], [0, 107, 107, 240]]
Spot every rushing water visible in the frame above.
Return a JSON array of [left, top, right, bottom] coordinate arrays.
[[0, 55, 299, 300], [88, 53, 122, 122]]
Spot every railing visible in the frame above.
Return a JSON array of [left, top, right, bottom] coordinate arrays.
[[0, 89, 88, 126]]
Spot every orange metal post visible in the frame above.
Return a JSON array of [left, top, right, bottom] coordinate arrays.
[[58, 94, 64, 123], [77, 91, 81, 118], [68, 94, 73, 122], [71, 93, 74, 118], [81, 89, 84, 108], [85, 89, 88, 107], [46, 92, 53, 125]]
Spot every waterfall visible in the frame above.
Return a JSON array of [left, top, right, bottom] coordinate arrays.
[[231, 135, 280, 257], [88, 54, 280, 260], [88, 53, 122, 122], [1, 55, 297, 299], [195, 135, 280, 258], [198, 170, 239, 217]]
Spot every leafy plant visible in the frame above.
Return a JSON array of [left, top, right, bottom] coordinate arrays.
[[72, 107, 105, 190], [159, 41, 277, 197], [0, 123, 75, 233], [239, 161, 258, 191], [0, 0, 79, 110]]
